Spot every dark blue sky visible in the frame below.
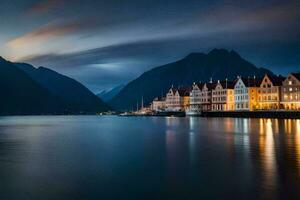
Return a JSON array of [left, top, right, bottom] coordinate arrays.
[[0, 0, 299, 92]]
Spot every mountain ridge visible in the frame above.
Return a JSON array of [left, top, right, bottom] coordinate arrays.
[[97, 84, 125, 102], [0, 57, 109, 115], [109, 48, 274, 110]]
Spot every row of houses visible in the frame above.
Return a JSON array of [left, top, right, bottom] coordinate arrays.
[[151, 73, 300, 112]]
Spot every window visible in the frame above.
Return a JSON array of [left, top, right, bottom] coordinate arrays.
[[289, 88, 293, 92]]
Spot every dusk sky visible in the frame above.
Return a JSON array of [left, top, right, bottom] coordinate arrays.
[[1, 0, 299, 92]]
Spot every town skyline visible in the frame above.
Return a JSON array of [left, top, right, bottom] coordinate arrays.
[[148, 73, 300, 114]]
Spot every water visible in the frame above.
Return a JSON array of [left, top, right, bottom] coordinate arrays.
[[0, 116, 300, 200]]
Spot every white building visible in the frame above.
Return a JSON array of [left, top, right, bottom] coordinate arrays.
[[200, 82, 216, 111], [234, 76, 261, 111], [189, 82, 204, 112], [151, 97, 166, 111], [165, 87, 178, 111]]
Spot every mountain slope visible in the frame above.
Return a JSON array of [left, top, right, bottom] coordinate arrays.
[[15, 62, 109, 113], [109, 49, 274, 110], [0, 56, 109, 115], [0, 57, 64, 115], [97, 84, 124, 102]]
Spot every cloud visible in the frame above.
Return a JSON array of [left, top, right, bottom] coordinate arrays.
[[21, 32, 300, 91], [27, 0, 66, 15], [7, 22, 82, 47], [2, 0, 300, 91]]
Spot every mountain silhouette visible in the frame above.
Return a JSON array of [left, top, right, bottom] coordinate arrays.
[[109, 49, 274, 110], [0, 57, 109, 115], [97, 84, 124, 102]]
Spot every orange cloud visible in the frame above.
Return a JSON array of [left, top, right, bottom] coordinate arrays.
[[7, 22, 81, 49]]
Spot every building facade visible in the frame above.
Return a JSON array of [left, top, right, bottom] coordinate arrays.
[[177, 87, 192, 111], [212, 80, 235, 111], [189, 82, 204, 112], [257, 75, 285, 110], [165, 87, 191, 111], [281, 73, 300, 110], [234, 77, 261, 111], [151, 97, 166, 111], [165, 87, 177, 111], [200, 82, 216, 111]]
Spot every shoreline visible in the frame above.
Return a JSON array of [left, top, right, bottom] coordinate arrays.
[[120, 110, 300, 119]]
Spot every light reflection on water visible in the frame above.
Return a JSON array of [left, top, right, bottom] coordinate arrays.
[[0, 116, 300, 199]]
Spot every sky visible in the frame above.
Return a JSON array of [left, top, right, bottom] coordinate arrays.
[[0, 0, 299, 92]]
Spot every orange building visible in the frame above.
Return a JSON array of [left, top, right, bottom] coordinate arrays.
[[257, 74, 285, 110]]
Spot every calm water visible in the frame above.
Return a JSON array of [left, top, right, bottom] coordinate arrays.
[[0, 116, 300, 200]]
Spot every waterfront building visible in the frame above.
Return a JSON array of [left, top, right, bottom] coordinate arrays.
[[257, 74, 285, 110], [200, 82, 217, 111], [165, 87, 191, 111], [281, 73, 300, 110], [234, 76, 261, 111], [165, 87, 177, 111], [212, 80, 235, 111], [189, 82, 204, 112], [177, 87, 192, 111], [151, 97, 166, 111]]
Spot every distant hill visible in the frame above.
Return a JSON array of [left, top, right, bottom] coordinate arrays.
[[109, 49, 274, 110], [0, 57, 109, 115], [97, 84, 124, 102]]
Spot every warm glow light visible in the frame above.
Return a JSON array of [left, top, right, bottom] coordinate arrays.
[[259, 118, 277, 189], [295, 120, 300, 174]]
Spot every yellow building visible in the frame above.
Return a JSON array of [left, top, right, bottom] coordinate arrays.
[[212, 80, 235, 111], [177, 87, 192, 111], [257, 74, 285, 110]]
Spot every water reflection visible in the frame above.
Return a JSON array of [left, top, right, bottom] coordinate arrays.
[[259, 119, 278, 195], [1, 116, 300, 199], [188, 117, 197, 164]]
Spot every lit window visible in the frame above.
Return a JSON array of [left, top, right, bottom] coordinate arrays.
[[288, 81, 292, 85], [289, 88, 293, 92]]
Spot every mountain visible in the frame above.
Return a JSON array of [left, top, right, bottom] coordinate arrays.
[[0, 57, 63, 115], [109, 49, 274, 110], [0, 57, 109, 115], [97, 84, 124, 102], [15, 62, 109, 112]]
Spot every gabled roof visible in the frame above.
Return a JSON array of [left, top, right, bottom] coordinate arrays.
[[169, 87, 177, 94], [205, 82, 217, 90], [177, 87, 192, 97], [193, 82, 205, 90], [240, 77, 262, 87], [219, 80, 235, 89], [267, 75, 285, 86], [291, 73, 300, 81], [196, 82, 205, 89]]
